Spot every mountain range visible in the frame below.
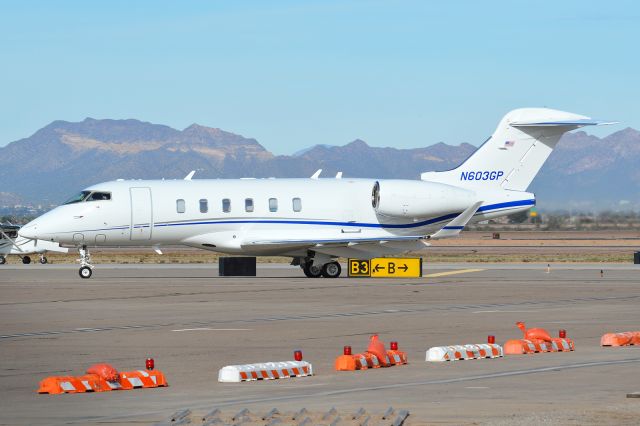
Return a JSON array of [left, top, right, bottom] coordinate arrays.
[[1, 118, 638, 211]]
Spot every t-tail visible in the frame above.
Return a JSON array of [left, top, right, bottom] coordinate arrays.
[[421, 108, 616, 191]]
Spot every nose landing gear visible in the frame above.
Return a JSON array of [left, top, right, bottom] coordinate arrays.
[[39, 254, 48, 264], [77, 245, 94, 279]]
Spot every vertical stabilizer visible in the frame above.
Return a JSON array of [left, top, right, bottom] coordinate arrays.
[[421, 108, 615, 191]]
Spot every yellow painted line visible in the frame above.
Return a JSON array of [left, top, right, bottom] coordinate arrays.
[[424, 268, 485, 278]]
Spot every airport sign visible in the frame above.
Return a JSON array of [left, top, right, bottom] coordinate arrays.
[[348, 258, 422, 278]]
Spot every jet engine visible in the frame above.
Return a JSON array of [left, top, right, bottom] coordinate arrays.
[[371, 180, 476, 218]]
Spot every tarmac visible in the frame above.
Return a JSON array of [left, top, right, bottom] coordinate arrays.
[[1, 262, 640, 425]]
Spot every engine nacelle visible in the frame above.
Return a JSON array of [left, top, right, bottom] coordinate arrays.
[[372, 180, 476, 218]]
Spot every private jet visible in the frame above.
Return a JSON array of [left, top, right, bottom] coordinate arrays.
[[18, 108, 615, 278]]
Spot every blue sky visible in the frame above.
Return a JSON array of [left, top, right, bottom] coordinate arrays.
[[1, 1, 638, 153]]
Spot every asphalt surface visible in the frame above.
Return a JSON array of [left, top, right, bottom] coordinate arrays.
[[1, 263, 640, 425]]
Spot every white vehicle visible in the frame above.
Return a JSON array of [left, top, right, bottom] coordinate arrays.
[[18, 108, 614, 278], [0, 223, 68, 264]]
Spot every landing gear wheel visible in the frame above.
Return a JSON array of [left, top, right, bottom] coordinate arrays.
[[79, 266, 92, 279], [322, 261, 342, 278], [303, 263, 323, 278], [40, 256, 48, 264], [0, 256, 5, 265], [22, 256, 31, 265], [77, 245, 94, 278]]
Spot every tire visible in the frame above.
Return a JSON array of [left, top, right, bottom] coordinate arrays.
[[0, 256, 5, 265], [79, 266, 92, 279], [322, 261, 342, 278], [22, 256, 31, 265], [40, 256, 48, 264], [303, 263, 322, 278]]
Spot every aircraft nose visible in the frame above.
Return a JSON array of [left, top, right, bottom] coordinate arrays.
[[18, 220, 40, 239]]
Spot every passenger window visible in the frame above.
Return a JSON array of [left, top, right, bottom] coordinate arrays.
[[292, 197, 302, 212], [222, 198, 231, 213], [269, 198, 278, 212], [199, 199, 208, 213], [176, 199, 186, 213], [245, 198, 254, 212]]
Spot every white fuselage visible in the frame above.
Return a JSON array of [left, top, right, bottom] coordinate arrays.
[[19, 178, 534, 257]]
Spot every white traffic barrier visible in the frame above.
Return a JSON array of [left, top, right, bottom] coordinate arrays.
[[426, 343, 503, 362], [218, 361, 313, 383]]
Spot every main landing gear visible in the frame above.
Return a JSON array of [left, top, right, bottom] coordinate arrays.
[[299, 255, 342, 278], [0, 256, 5, 265], [78, 245, 94, 279], [22, 255, 31, 264]]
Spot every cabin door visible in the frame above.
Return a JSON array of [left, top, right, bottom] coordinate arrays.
[[130, 187, 152, 240]]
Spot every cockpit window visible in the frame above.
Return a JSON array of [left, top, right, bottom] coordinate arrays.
[[63, 191, 111, 204], [64, 191, 92, 204], [87, 192, 111, 201]]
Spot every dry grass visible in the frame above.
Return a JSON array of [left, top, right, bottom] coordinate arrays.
[[3, 231, 638, 265]]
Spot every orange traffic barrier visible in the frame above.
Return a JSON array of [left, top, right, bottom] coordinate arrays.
[[38, 362, 167, 394], [504, 322, 574, 355], [335, 335, 408, 371], [601, 331, 640, 347]]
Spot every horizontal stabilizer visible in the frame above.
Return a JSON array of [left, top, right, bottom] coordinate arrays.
[[510, 118, 617, 127], [429, 201, 483, 240]]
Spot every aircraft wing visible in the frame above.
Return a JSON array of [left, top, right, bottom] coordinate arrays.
[[241, 201, 483, 258], [427, 201, 483, 240], [242, 235, 430, 259]]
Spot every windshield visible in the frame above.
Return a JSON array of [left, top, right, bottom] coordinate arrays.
[[63, 191, 111, 204], [87, 192, 111, 201], [64, 191, 92, 204]]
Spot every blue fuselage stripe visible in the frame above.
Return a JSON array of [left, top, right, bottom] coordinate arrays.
[[68, 199, 535, 233]]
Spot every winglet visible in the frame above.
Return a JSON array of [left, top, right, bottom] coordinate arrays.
[[335, 171, 343, 179], [184, 170, 196, 181], [429, 201, 483, 240], [310, 169, 322, 179]]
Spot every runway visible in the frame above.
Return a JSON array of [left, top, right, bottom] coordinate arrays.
[[1, 263, 639, 425]]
